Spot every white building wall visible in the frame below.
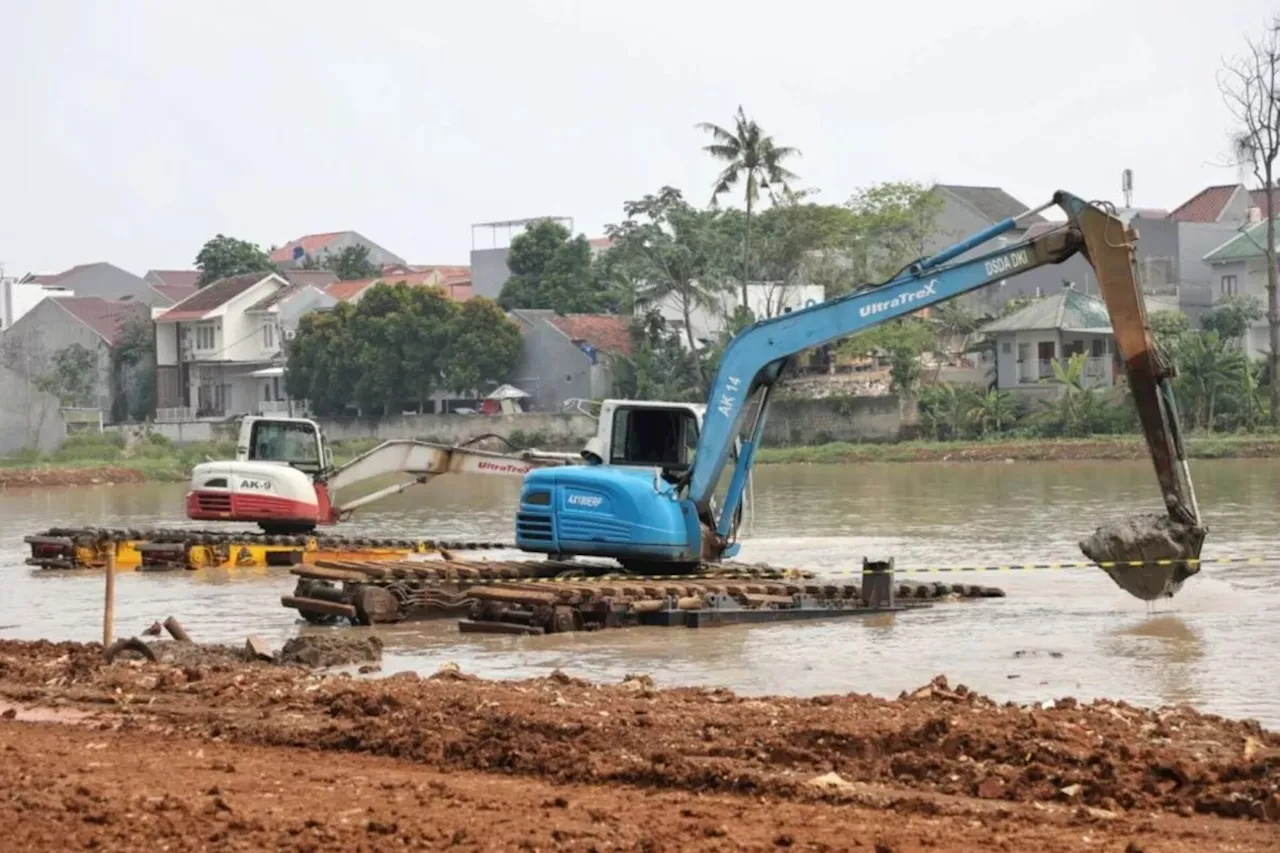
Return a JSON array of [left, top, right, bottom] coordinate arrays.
[[2, 281, 74, 329]]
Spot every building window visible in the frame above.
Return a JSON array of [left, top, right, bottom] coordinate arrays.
[[1001, 342, 1012, 354], [262, 321, 275, 349], [1221, 274, 1238, 296], [195, 323, 216, 351]]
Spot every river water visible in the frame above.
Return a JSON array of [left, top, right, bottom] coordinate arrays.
[[2, 459, 1278, 727]]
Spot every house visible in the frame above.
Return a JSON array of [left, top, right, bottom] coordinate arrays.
[[153, 272, 336, 420], [2, 277, 74, 329], [922, 185, 1090, 315], [21, 262, 153, 304], [325, 267, 472, 304], [141, 270, 200, 307], [1202, 215, 1280, 357], [658, 282, 826, 350], [508, 311, 632, 412], [269, 231, 406, 270], [1167, 184, 1280, 225], [980, 288, 1118, 397], [0, 296, 151, 419]]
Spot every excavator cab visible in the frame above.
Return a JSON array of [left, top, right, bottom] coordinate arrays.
[[243, 417, 331, 474]]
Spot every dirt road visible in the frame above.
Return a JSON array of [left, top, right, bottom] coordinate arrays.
[[0, 638, 1276, 851]]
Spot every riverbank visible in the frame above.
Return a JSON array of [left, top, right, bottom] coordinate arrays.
[[5, 432, 1280, 488], [0, 638, 1275, 850], [752, 433, 1280, 464]]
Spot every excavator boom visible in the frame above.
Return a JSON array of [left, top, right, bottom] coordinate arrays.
[[1066, 197, 1206, 598], [679, 190, 1206, 599]]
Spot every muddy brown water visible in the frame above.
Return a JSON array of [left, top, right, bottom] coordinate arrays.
[[2, 459, 1278, 727]]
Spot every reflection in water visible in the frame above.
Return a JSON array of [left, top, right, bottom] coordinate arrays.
[[1105, 615, 1205, 709], [0, 457, 1277, 726]]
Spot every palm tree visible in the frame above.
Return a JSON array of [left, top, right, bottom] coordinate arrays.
[[697, 106, 800, 310]]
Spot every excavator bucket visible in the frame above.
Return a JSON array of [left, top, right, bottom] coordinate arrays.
[[1062, 195, 1208, 600]]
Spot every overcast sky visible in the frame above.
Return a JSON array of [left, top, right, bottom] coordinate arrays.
[[2, 0, 1277, 276]]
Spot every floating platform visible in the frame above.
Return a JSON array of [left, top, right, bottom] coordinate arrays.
[[282, 557, 1006, 634], [23, 527, 511, 572]]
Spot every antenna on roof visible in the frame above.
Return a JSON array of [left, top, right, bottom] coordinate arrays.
[[1121, 168, 1133, 209]]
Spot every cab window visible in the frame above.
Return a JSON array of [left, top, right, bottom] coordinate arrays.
[[609, 407, 698, 469], [248, 421, 322, 473]]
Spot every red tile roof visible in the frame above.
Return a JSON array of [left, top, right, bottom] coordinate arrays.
[[549, 314, 632, 356], [327, 269, 476, 303], [159, 272, 278, 321], [324, 278, 376, 302], [588, 237, 614, 249], [52, 297, 148, 345], [1169, 184, 1241, 222], [269, 232, 346, 263]]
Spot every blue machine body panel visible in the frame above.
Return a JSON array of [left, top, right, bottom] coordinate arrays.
[[515, 466, 703, 562]]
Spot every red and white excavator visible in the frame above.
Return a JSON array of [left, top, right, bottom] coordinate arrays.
[[186, 415, 582, 534]]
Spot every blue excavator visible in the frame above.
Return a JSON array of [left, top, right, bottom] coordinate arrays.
[[514, 191, 1208, 600]]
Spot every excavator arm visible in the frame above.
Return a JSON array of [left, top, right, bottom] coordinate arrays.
[[685, 190, 1206, 599]]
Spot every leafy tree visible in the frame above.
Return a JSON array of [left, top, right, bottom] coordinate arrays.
[[845, 181, 944, 282], [1220, 16, 1280, 422], [697, 106, 800, 309], [611, 310, 704, 402], [604, 187, 737, 388], [47, 344, 97, 407], [752, 192, 859, 301], [443, 298, 522, 395], [400, 287, 460, 410], [194, 234, 277, 286], [302, 244, 379, 280], [110, 316, 156, 421], [1149, 309, 1192, 356], [498, 220, 604, 313], [287, 288, 521, 415], [1200, 294, 1263, 343]]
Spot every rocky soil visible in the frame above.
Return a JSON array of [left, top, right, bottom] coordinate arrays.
[[0, 638, 1276, 851]]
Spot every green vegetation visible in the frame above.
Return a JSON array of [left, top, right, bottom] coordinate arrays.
[[286, 283, 522, 416], [0, 431, 394, 484], [299, 244, 379, 281], [194, 234, 277, 286]]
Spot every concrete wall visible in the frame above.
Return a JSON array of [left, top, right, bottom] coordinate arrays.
[[1185, 223, 1251, 318], [0, 364, 65, 453], [762, 395, 910, 445], [277, 287, 336, 332], [145, 395, 921, 449], [470, 246, 511, 300]]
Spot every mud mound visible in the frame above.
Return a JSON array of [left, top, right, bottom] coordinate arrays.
[[278, 634, 383, 668], [0, 641, 1275, 826], [1080, 513, 1207, 600]]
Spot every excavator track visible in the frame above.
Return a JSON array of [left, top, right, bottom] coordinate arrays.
[[23, 527, 512, 572], [282, 558, 1006, 632]]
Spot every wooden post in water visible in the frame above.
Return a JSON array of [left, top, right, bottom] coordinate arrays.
[[103, 543, 116, 647]]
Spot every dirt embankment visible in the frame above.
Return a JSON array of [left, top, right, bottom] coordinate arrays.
[[0, 466, 150, 488], [0, 639, 1277, 851]]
